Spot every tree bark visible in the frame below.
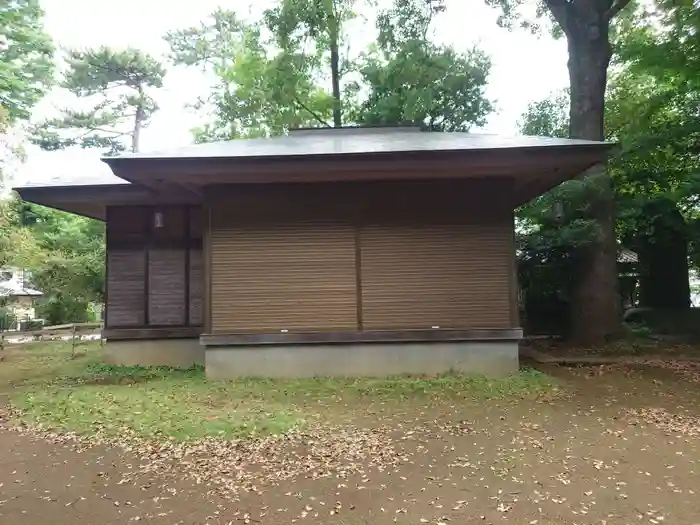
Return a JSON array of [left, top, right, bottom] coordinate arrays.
[[565, 11, 621, 343], [132, 103, 144, 153], [330, 36, 342, 128]]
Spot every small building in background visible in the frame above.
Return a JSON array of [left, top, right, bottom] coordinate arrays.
[[0, 268, 43, 331], [617, 247, 639, 311]]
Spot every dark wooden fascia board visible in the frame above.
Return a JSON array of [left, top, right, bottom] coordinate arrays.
[[200, 328, 523, 347], [110, 145, 612, 184]]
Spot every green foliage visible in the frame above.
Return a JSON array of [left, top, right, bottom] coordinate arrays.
[[0, 0, 55, 124], [166, 0, 494, 140], [31, 47, 166, 154], [482, 0, 633, 37], [0, 306, 17, 330], [264, 0, 360, 127], [518, 90, 568, 139], [84, 362, 204, 381], [166, 9, 335, 140], [3, 198, 105, 324], [358, 0, 493, 130], [0, 197, 36, 268]]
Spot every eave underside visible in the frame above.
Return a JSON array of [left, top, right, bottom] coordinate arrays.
[[15, 146, 610, 217]]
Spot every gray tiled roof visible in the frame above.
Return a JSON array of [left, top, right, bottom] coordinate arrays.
[[104, 127, 611, 163], [17, 167, 128, 188]]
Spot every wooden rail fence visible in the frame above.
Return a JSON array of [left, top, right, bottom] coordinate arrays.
[[0, 322, 103, 354]]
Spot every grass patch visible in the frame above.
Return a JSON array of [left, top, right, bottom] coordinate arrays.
[[0, 341, 102, 389], [5, 342, 557, 442], [15, 378, 302, 441]]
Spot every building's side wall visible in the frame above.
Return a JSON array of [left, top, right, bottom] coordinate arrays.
[[208, 179, 515, 335], [105, 205, 204, 366]]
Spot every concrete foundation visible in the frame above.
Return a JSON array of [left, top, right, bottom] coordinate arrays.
[[205, 340, 519, 379], [105, 338, 204, 368]]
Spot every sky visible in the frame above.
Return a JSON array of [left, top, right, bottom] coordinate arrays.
[[14, 0, 569, 187]]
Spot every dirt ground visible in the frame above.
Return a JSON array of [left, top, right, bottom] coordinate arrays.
[[2, 362, 700, 524]]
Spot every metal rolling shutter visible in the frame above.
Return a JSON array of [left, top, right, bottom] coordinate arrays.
[[360, 222, 512, 330], [211, 220, 357, 333]]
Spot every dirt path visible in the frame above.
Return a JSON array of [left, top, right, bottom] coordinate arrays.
[[3, 364, 700, 524], [0, 428, 236, 524]]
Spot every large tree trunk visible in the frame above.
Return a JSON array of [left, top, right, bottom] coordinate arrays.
[[566, 16, 621, 343]]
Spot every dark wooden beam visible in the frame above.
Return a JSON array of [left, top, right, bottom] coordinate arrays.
[[201, 328, 523, 347], [104, 326, 202, 340]]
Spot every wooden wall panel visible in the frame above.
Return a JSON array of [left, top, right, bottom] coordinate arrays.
[[106, 205, 203, 329], [189, 249, 203, 326], [148, 249, 186, 325], [106, 250, 145, 326], [152, 206, 186, 242], [190, 207, 203, 239], [107, 206, 148, 245], [202, 206, 212, 333], [205, 179, 516, 335]]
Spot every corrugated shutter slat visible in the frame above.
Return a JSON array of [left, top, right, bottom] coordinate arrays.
[[361, 224, 511, 330], [211, 220, 357, 333]]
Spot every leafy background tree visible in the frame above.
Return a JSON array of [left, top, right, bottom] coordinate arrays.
[[1, 0, 54, 266], [166, 0, 493, 139], [31, 47, 166, 154], [0, 0, 54, 125], [517, 0, 700, 333], [358, 0, 493, 129], [165, 9, 335, 140], [483, 0, 636, 343], [12, 200, 104, 324]]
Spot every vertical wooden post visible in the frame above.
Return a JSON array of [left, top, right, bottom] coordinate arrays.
[[71, 324, 77, 357], [100, 322, 104, 347]]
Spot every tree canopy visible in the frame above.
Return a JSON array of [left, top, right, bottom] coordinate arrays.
[[358, 0, 493, 130], [0, 0, 54, 126], [165, 0, 494, 140]]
